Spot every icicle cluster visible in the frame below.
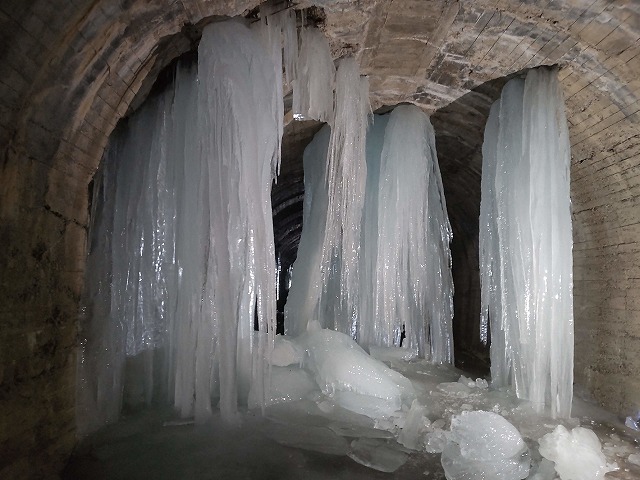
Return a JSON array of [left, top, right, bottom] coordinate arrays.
[[286, 103, 454, 363], [77, 18, 286, 434], [479, 67, 574, 418]]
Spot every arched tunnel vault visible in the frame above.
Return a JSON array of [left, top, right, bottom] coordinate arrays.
[[2, 0, 640, 477]]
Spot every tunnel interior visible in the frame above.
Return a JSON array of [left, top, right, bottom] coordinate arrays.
[[3, 1, 640, 478]]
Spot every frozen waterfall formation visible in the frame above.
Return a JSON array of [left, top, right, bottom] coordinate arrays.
[[77, 18, 287, 433], [480, 68, 574, 418], [285, 105, 455, 364], [77, 11, 455, 435], [76, 8, 583, 478]]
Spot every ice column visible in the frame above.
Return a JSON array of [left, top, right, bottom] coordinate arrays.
[[199, 19, 280, 419], [480, 67, 573, 418], [77, 19, 283, 433], [285, 58, 370, 337], [320, 58, 370, 336], [360, 105, 454, 363], [284, 126, 332, 337]]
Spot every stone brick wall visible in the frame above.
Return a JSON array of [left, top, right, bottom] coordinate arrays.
[[1, 0, 640, 477]]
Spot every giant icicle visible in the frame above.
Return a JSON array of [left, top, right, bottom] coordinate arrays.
[[286, 102, 454, 363], [359, 105, 454, 363], [480, 67, 573, 418], [77, 19, 284, 433]]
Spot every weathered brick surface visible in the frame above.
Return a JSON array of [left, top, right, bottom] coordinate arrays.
[[2, 0, 640, 477]]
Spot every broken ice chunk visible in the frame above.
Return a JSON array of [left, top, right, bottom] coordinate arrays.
[[538, 425, 618, 480], [297, 328, 416, 418], [425, 427, 448, 453], [458, 376, 476, 388], [398, 399, 429, 450], [458, 375, 489, 390], [625, 416, 639, 431], [441, 411, 530, 480]]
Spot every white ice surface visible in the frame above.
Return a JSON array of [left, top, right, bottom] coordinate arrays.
[[441, 411, 530, 480], [297, 328, 416, 418], [538, 425, 617, 480], [271, 335, 303, 367]]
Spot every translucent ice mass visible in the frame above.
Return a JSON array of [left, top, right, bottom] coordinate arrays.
[[441, 411, 530, 480], [480, 67, 574, 418], [538, 425, 618, 480]]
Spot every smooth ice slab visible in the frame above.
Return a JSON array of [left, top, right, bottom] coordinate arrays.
[[538, 425, 617, 480], [265, 422, 349, 456], [441, 411, 530, 480], [249, 366, 318, 408]]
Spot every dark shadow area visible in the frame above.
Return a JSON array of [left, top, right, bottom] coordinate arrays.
[[431, 73, 527, 376]]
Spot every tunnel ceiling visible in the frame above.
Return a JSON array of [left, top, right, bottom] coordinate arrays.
[[3, 1, 640, 476]]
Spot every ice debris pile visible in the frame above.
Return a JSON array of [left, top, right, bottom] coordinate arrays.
[[266, 325, 416, 418], [253, 346, 631, 477], [77, 16, 295, 433], [480, 67, 574, 418], [286, 104, 454, 363]]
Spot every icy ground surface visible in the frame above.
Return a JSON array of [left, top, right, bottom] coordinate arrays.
[[65, 349, 639, 480]]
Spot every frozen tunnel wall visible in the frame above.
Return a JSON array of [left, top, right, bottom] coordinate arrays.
[[3, 1, 640, 478]]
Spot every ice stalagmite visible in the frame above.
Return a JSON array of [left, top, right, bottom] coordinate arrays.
[[284, 126, 331, 337], [360, 105, 454, 363], [77, 18, 283, 433], [480, 67, 574, 418]]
